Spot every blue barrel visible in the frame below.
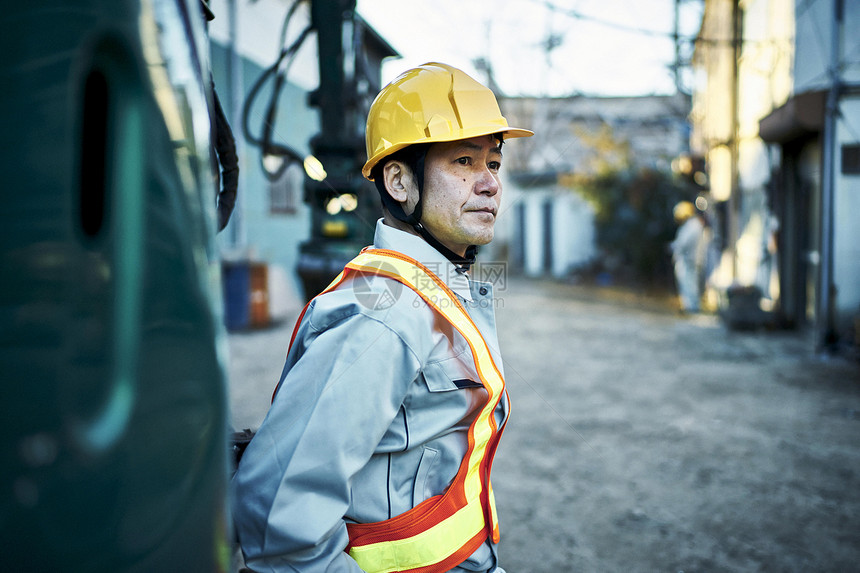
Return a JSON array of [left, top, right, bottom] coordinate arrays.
[[223, 262, 251, 331]]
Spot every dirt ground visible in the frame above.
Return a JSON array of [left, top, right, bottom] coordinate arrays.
[[227, 276, 860, 572]]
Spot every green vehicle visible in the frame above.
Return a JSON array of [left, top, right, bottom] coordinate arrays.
[[1, 1, 231, 570]]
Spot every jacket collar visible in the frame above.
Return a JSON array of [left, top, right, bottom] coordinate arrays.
[[372, 219, 474, 301]]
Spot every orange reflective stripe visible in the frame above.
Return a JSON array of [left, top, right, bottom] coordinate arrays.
[[341, 249, 507, 573]]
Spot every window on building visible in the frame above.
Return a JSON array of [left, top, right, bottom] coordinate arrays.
[[841, 144, 860, 175]]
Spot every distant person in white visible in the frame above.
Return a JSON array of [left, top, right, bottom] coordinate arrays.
[[671, 201, 706, 313]]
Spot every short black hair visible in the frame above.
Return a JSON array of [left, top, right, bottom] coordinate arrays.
[[369, 144, 428, 224], [370, 134, 505, 202], [370, 144, 431, 186]]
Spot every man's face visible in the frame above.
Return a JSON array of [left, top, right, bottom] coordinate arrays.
[[417, 135, 503, 256]]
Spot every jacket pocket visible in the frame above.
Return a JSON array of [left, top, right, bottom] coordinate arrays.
[[422, 351, 480, 393], [412, 446, 439, 506]]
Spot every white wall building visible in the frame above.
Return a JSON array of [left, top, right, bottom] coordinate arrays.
[[500, 93, 691, 279]]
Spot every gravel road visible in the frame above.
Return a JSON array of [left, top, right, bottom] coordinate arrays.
[[227, 276, 860, 572]]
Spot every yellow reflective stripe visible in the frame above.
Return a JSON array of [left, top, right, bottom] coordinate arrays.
[[349, 498, 485, 573], [320, 270, 346, 294], [488, 485, 499, 541]]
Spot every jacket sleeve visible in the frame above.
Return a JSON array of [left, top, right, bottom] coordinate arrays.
[[231, 309, 422, 572]]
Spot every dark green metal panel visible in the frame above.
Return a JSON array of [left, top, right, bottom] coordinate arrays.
[[0, 1, 230, 571]]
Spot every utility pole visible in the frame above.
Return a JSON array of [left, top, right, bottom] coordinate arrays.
[[296, 0, 397, 300], [817, 0, 843, 350], [728, 0, 742, 281]]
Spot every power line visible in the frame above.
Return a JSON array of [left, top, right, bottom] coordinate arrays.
[[536, 0, 699, 41], [536, 0, 790, 49]]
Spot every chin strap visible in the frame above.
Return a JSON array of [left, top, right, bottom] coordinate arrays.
[[375, 150, 478, 272], [413, 223, 478, 272]]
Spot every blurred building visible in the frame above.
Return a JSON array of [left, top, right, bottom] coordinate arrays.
[[691, 0, 860, 348], [206, 0, 394, 327], [498, 93, 692, 278], [207, 0, 316, 324]]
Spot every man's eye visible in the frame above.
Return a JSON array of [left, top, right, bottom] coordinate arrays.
[[456, 157, 472, 165], [489, 161, 501, 171]]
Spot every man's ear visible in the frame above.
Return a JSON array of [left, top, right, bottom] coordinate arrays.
[[382, 161, 412, 204]]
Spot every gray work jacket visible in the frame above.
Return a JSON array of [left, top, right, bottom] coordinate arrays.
[[231, 220, 509, 572]]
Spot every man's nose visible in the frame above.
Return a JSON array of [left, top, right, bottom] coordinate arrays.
[[475, 168, 500, 196]]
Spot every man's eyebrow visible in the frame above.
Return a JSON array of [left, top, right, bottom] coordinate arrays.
[[452, 141, 504, 156]]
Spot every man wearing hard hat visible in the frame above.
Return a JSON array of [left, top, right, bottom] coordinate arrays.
[[232, 63, 533, 572], [671, 201, 707, 313]]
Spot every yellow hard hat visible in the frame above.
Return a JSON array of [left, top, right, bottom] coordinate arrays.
[[362, 62, 533, 180], [673, 201, 696, 222]]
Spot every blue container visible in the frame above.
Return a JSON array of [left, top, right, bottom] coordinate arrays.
[[223, 262, 251, 331]]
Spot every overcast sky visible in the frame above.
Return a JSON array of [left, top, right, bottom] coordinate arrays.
[[356, 0, 704, 97]]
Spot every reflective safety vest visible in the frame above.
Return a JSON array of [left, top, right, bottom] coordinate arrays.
[[294, 248, 508, 573]]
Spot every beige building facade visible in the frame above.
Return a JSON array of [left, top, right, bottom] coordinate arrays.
[[692, 0, 860, 348]]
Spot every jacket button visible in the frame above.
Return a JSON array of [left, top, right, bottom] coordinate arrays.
[[479, 286, 489, 296]]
